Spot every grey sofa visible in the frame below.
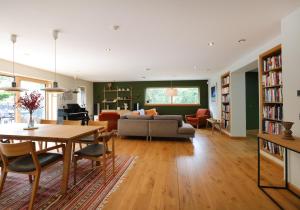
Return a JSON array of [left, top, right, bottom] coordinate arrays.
[[118, 115, 195, 140]]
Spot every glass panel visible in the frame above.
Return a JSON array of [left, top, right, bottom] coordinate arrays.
[[145, 88, 171, 104], [20, 80, 46, 123], [0, 75, 15, 124], [172, 88, 200, 104]]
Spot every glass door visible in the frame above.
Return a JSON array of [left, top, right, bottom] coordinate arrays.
[[0, 75, 15, 124]]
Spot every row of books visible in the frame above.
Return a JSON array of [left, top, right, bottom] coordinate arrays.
[[222, 120, 230, 129], [262, 140, 284, 157], [222, 95, 230, 103], [222, 112, 230, 120], [263, 105, 283, 120], [222, 76, 230, 85], [222, 104, 230, 112], [263, 54, 282, 72], [221, 87, 229, 94], [264, 88, 283, 103], [262, 72, 282, 87], [263, 121, 282, 135]]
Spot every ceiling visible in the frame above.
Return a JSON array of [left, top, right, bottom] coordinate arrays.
[[0, 0, 299, 82]]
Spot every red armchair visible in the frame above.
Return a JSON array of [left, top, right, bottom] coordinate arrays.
[[98, 112, 120, 131], [185, 109, 211, 128]]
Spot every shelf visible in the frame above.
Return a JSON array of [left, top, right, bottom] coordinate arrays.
[[261, 148, 283, 160], [263, 118, 282, 122], [222, 92, 229, 95], [222, 83, 230, 88], [263, 101, 283, 104], [222, 102, 230, 104], [104, 89, 118, 92], [262, 67, 282, 74], [263, 85, 282, 89], [222, 111, 230, 113], [102, 101, 117, 103]]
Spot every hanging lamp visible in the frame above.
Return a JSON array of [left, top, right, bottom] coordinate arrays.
[[0, 34, 28, 92], [41, 30, 65, 93], [72, 75, 79, 94], [166, 81, 178, 96]]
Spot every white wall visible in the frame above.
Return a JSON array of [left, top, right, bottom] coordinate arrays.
[[282, 7, 300, 189], [208, 73, 221, 119], [0, 58, 93, 115]]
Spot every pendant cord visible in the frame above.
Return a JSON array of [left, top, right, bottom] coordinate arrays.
[[54, 38, 57, 82], [12, 41, 15, 82]]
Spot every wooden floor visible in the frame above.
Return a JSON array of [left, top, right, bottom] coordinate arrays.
[[103, 129, 300, 210]]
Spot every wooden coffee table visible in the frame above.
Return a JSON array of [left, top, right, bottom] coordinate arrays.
[[206, 118, 221, 134]]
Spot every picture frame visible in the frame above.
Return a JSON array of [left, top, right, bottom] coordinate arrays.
[[211, 84, 217, 102]]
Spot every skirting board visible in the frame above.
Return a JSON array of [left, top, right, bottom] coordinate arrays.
[[221, 129, 247, 139], [288, 183, 300, 196]]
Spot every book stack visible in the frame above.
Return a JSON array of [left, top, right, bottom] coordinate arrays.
[[263, 105, 283, 120], [262, 141, 284, 156], [264, 88, 283, 102], [262, 71, 282, 86], [222, 76, 230, 85], [263, 54, 282, 72], [221, 95, 230, 103], [221, 87, 229, 94], [222, 104, 230, 112], [263, 121, 282, 135]]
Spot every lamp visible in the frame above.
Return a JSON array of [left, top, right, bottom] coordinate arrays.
[[166, 81, 178, 96], [0, 34, 28, 92], [41, 30, 65, 93], [72, 75, 79, 94]]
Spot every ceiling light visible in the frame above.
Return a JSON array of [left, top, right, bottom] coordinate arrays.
[[0, 34, 28, 92], [41, 30, 65, 94], [112, 25, 120, 31], [145, 68, 151, 71], [238, 39, 247, 44], [166, 81, 178, 97], [208, 42, 214, 46], [105, 48, 111, 52], [141, 76, 146, 79]]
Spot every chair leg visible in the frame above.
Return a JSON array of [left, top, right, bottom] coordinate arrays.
[[0, 171, 7, 194], [28, 173, 40, 210], [103, 156, 106, 183], [55, 142, 60, 152], [38, 141, 43, 150], [73, 157, 77, 185], [28, 175, 33, 183]]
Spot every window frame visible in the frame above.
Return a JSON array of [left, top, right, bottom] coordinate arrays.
[[144, 86, 201, 106]]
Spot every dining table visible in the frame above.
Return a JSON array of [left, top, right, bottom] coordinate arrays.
[[0, 123, 104, 194]]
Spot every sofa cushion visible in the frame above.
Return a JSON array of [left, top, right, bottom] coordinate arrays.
[[126, 115, 153, 120], [153, 115, 183, 127], [178, 123, 195, 135], [145, 108, 158, 116]]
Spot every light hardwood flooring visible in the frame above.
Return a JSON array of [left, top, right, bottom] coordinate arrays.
[[103, 129, 300, 210]]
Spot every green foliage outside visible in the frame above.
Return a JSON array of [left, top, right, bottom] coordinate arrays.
[[0, 93, 13, 101]]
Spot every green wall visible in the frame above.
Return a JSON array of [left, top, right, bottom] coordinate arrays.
[[245, 72, 259, 130], [93, 80, 208, 116]]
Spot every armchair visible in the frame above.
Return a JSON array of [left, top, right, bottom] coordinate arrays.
[[185, 109, 211, 128]]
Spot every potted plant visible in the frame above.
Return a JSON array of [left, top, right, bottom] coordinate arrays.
[[16, 91, 44, 129]]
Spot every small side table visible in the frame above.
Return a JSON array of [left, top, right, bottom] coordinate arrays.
[[206, 118, 221, 134]]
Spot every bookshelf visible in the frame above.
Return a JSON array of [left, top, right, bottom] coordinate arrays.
[[102, 86, 133, 110], [259, 44, 284, 163], [221, 72, 231, 134]]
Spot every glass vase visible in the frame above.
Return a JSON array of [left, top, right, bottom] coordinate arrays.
[[28, 112, 35, 128]]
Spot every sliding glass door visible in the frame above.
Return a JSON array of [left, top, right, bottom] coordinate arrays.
[[0, 75, 15, 124]]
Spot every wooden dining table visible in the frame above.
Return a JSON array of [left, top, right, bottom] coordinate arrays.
[[0, 123, 104, 194]]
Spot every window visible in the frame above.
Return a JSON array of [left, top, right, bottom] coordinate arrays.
[[145, 87, 200, 105], [0, 75, 15, 124]]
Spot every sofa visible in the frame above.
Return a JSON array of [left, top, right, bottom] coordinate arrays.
[[118, 115, 195, 140]]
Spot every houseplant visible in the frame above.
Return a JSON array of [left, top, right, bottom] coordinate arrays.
[[16, 91, 44, 129]]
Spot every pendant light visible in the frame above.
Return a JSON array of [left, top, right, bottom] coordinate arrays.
[[41, 30, 65, 93], [166, 81, 178, 97], [72, 75, 79, 94], [0, 34, 28, 92]]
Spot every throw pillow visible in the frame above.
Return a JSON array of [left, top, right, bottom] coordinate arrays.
[[145, 108, 158, 116]]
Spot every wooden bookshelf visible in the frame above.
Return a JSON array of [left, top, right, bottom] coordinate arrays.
[[221, 72, 231, 132], [102, 86, 133, 110], [259, 44, 284, 163]]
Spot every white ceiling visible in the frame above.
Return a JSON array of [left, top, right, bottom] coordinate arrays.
[[0, 0, 299, 82]]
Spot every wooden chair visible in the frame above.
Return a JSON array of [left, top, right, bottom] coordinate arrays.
[[0, 142, 64, 210], [73, 143, 107, 185], [40, 119, 57, 150], [63, 120, 82, 125]]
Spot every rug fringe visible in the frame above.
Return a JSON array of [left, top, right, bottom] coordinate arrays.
[[96, 156, 138, 210]]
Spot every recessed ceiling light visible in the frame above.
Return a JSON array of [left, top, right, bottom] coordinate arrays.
[[145, 68, 151, 71], [141, 76, 146, 79], [112, 25, 120, 30], [238, 39, 246, 44], [105, 48, 111, 52], [208, 42, 214, 46]]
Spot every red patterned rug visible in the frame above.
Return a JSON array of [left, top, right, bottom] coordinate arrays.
[[0, 155, 136, 210]]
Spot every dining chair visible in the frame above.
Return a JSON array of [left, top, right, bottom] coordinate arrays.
[[73, 142, 106, 185], [40, 119, 57, 150], [0, 142, 65, 210], [63, 120, 82, 152]]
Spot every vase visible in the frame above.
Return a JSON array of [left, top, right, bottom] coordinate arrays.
[[282, 121, 294, 140], [28, 112, 35, 128]]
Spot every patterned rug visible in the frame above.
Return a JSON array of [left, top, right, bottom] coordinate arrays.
[[0, 155, 136, 210]]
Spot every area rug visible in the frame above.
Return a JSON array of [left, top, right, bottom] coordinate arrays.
[[0, 155, 136, 210]]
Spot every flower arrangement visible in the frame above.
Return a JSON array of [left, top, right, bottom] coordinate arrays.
[[16, 91, 44, 128], [16, 91, 44, 114]]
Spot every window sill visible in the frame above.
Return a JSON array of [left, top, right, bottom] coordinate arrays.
[[144, 104, 201, 107]]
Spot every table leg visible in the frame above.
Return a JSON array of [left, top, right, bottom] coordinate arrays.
[[61, 141, 72, 194], [212, 123, 214, 134]]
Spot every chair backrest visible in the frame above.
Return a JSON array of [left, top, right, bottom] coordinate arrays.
[[40, 119, 57, 124], [88, 120, 108, 131], [98, 112, 120, 131], [196, 109, 210, 118], [63, 120, 82, 125], [0, 141, 35, 157]]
